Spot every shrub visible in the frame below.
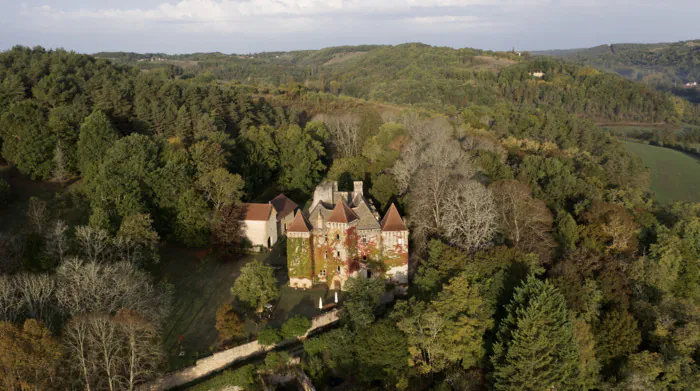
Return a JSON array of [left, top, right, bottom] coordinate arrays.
[[190, 364, 257, 391], [215, 303, 244, 341], [257, 327, 282, 346], [281, 315, 312, 339]]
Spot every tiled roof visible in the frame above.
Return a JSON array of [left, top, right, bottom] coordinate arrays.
[[351, 197, 381, 230], [327, 200, 359, 224], [242, 203, 273, 221], [381, 204, 408, 231], [287, 210, 313, 233], [270, 194, 298, 221]]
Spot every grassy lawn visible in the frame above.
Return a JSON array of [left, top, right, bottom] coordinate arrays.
[[154, 239, 337, 370], [623, 140, 700, 204]]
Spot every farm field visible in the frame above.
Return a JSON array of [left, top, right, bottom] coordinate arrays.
[[623, 140, 700, 204]]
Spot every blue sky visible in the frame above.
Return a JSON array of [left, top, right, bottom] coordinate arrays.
[[1, 0, 698, 54]]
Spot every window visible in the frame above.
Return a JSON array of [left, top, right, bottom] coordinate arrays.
[[398, 238, 404, 245], [336, 234, 340, 240], [362, 255, 367, 261], [320, 269, 326, 277], [362, 237, 367, 244], [336, 251, 341, 257], [337, 266, 341, 272]]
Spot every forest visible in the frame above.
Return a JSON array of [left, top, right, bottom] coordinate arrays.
[[95, 43, 700, 125], [0, 45, 699, 390]]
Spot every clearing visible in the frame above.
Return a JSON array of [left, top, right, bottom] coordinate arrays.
[[155, 239, 337, 370], [623, 140, 700, 204]]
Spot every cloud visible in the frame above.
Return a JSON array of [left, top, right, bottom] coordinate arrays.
[[25, 0, 541, 34]]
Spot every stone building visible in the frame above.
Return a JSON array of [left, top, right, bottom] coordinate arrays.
[[270, 193, 298, 237], [241, 203, 278, 250], [286, 181, 408, 290]]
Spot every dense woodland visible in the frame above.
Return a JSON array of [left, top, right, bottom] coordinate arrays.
[[95, 43, 700, 125], [0, 45, 698, 390]]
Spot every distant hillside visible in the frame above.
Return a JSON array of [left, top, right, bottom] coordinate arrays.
[[93, 43, 700, 125], [535, 40, 700, 89]]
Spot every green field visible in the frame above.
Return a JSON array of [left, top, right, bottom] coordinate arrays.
[[623, 141, 700, 204]]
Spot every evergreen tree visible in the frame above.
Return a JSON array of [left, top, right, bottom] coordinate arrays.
[[491, 276, 580, 391], [76, 110, 119, 175]]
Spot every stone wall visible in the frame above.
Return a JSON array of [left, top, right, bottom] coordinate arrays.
[[141, 309, 340, 390]]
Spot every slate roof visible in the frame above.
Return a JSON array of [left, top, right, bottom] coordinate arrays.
[[242, 203, 273, 221], [351, 196, 381, 230], [270, 194, 298, 221], [287, 211, 313, 233], [380, 204, 408, 231], [327, 200, 359, 224]]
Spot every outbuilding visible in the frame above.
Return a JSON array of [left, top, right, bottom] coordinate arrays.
[[240, 203, 278, 249]]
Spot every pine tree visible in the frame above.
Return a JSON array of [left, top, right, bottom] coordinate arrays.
[[491, 276, 580, 390]]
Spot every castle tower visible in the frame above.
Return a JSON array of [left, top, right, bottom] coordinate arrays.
[[286, 211, 314, 289], [325, 200, 360, 290], [380, 203, 409, 285]]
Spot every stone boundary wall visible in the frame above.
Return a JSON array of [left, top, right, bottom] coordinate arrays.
[[141, 309, 340, 390]]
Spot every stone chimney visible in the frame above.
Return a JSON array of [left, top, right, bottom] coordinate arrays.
[[353, 181, 363, 196], [317, 212, 323, 230]]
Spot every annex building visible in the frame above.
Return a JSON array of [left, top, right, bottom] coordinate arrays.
[[286, 181, 409, 291]]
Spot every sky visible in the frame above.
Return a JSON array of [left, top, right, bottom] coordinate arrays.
[[1, 0, 698, 54]]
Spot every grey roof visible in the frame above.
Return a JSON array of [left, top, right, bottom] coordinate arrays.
[[351, 197, 381, 230], [307, 196, 381, 231]]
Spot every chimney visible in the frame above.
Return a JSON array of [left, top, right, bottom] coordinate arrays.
[[353, 181, 363, 196], [317, 212, 323, 230]]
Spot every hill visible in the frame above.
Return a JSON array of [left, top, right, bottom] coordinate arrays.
[[536, 40, 700, 100], [94, 43, 699, 125]]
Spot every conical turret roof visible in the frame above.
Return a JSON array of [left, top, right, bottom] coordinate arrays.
[[327, 199, 359, 224], [381, 203, 408, 232], [287, 210, 313, 233]]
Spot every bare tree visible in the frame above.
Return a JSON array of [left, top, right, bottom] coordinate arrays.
[[314, 113, 361, 158], [88, 315, 122, 391], [44, 220, 69, 262], [63, 316, 96, 391], [53, 141, 69, 182], [27, 197, 48, 234], [55, 258, 169, 323], [114, 309, 163, 390], [441, 181, 498, 252], [14, 273, 56, 326], [0, 275, 22, 322], [75, 225, 112, 263], [491, 180, 555, 260]]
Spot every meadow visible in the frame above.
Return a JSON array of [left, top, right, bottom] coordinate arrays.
[[623, 140, 700, 204]]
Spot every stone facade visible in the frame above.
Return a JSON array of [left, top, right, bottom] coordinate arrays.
[[287, 181, 408, 290]]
